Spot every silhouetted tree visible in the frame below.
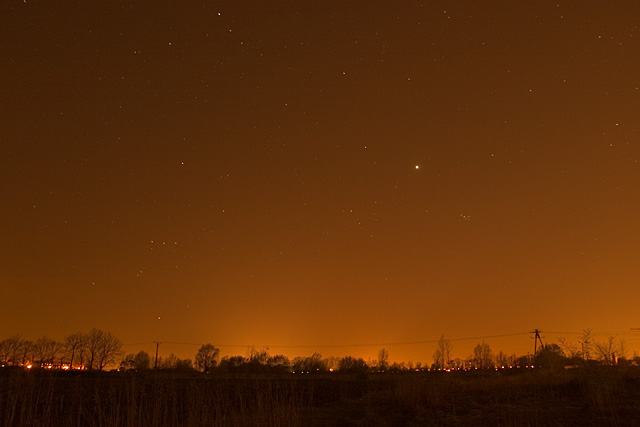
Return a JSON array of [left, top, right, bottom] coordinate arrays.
[[247, 346, 270, 367], [134, 350, 151, 370], [150, 353, 193, 371], [618, 339, 627, 360], [64, 333, 86, 369], [120, 354, 137, 371], [324, 356, 340, 372], [98, 331, 122, 370], [472, 341, 493, 369], [337, 356, 369, 374], [85, 329, 101, 370], [175, 358, 194, 371], [433, 335, 452, 369], [85, 328, 122, 370], [593, 336, 621, 365], [495, 351, 508, 368], [0, 339, 9, 364], [494, 351, 517, 368], [267, 354, 290, 373], [195, 343, 220, 372], [160, 353, 178, 370], [451, 358, 466, 370], [580, 328, 593, 360], [20, 340, 33, 366], [535, 343, 567, 368], [292, 353, 325, 373], [377, 348, 390, 371], [0, 336, 23, 365], [33, 337, 61, 368], [389, 361, 407, 372], [557, 336, 580, 358], [219, 355, 246, 373]]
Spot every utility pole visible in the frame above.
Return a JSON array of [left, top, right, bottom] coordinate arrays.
[[154, 341, 162, 369], [531, 329, 544, 366]]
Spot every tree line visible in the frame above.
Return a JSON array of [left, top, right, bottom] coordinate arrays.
[[0, 329, 121, 370], [1, 328, 636, 373], [431, 330, 635, 371]]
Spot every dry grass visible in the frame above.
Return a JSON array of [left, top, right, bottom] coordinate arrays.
[[2, 367, 640, 426], [0, 369, 311, 426]]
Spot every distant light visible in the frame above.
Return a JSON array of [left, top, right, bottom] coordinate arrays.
[[415, 165, 420, 169]]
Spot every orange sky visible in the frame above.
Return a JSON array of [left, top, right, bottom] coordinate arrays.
[[2, 1, 640, 364]]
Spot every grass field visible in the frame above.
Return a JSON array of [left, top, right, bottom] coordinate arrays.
[[2, 366, 640, 426]]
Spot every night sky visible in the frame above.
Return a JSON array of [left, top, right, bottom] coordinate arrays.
[[3, 1, 640, 363]]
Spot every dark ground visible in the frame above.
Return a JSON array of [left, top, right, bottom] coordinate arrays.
[[2, 366, 640, 426]]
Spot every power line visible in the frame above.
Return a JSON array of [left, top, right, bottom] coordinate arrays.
[[449, 332, 530, 342], [126, 330, 638, 352], [546, 330, 639, 336], [123, 341, 206, 347], [162, 341, 205, 346], [207, 332, 531, 349]]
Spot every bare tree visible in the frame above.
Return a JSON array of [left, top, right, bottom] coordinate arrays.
[[135, 350, 151, 370], [579, 328, 593, 361], [120, 353, 137, 371], [195, 343, 220, 372], [337, 356, 369, 374], [33, 337, 61, 368], [160, 353, 178, 370], [0, 339, 7, 364], [266, 354, 290, 372], [593, 336, 618, 365], [472, 341, 493, 369], [495, 351, 509, 368], [20, 340, 33, 366], [618, 339, 627, 360], [34, 337, 48, 367], [557, 336, 580, 358], [377, 348, 390, 371], [176, 358, 194, 371], [85, 329, 101, 370], [121, 350, 151, 370], [433, 335, 452, 369], [0, 336, 22, 365], [97, 331, 122, 370], [64, 333, 86, 369], [292, 353, 325, 372], [247, 346, 269, 365], [85, 329, 122, 370]]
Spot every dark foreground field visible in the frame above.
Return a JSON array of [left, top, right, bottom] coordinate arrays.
[[2, 367, 640, 426]]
